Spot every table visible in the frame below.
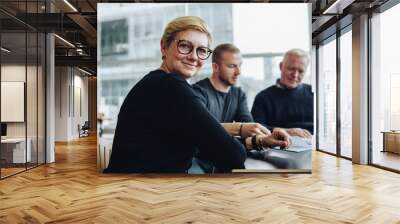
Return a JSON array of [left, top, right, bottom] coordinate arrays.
[[1, 138, 31, 163], [233, 147, 312, 173], [381, 131, 400, 154], [190, 146, 312, 174], [97, 135, 312, 174]]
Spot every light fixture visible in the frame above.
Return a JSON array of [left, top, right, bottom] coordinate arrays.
[[1, 47, 11, 53], [54, 34, 75, 48], [322, 0, 354, 15], [76, 48, 86, 55], [63, 0, 78, 12], [78, 67, 92, 76]]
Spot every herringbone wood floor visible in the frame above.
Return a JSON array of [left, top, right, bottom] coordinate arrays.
[[1, 135, 400, 224]]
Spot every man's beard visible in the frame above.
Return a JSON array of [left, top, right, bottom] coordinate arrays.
[[218, 75, 234, 87]]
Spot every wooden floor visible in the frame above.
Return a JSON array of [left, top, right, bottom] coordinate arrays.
[[1, 163, 45, 178], [0, 167, 26, 178], [1, 135, 400, 223], [372, 151, 400, 171]]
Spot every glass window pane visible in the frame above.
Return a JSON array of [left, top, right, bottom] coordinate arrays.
[[101, 19, 129, 56], [1, 31, 28, 177], [27, 31, 38, 169], [371, 4, 400, 171], [38, 32, 46, 165], [340, 30, 352, 158], [318, 38, 337, 154]]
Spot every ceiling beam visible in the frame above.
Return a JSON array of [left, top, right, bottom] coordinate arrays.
[[322, 0, 356, 14], [55, 55, 97, 72], [67, 13, 97, 46]]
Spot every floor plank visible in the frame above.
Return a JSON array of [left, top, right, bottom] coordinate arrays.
[[1, 135, 400, 223]]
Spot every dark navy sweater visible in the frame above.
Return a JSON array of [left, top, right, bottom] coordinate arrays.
[[251, 83, 314, 134]]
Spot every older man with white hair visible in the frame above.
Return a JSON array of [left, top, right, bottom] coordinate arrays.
[[251, 49, 313, 138]]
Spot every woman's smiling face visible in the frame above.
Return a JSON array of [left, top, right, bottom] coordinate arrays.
[[161, 29, 209, 79]]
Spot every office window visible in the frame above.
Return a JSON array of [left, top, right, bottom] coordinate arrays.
[[101, 19, 129, 56], [37, 33, 46, 165], [1, 0, 46, 179], [231, 4, 311, 107], [340, 29, 352, 158], [318, 37, 337, 154], [371, 3, 400, 171], [27, 32, 39, 170], [1, 32, 28, 177], [240, 55, 283, 109]]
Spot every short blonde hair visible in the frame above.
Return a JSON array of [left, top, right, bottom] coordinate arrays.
[[161, 16, 212, 47]]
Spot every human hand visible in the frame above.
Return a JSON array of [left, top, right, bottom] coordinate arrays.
[[271, 128, 291, 146], [241, 123, 271, 138], [284, 128, 312, 139], [259, 131, 291, 149]]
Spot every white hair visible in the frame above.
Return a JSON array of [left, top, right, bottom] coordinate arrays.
[[283, 49, 310, 67]]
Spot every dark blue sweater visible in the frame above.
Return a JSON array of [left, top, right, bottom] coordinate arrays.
[[251, 83, 314, 134], [104, 70, 246, 173]]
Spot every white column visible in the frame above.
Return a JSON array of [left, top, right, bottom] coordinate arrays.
[[46, 33, 55, 163], [352, 14, 369, 164]]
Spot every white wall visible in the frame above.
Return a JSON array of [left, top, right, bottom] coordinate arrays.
[[55, 67, 89, 141], [1, 65, 32, 138], [1, 63, 46, 164], [73, 73, 89, 136], [55, 66, 69, 141], [1, 65, 26, 144]]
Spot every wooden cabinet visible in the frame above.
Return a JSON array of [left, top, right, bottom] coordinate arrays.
[[382, 131, 400, 154]]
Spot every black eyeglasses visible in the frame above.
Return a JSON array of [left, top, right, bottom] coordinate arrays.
[[173, 39, 212, 60]]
